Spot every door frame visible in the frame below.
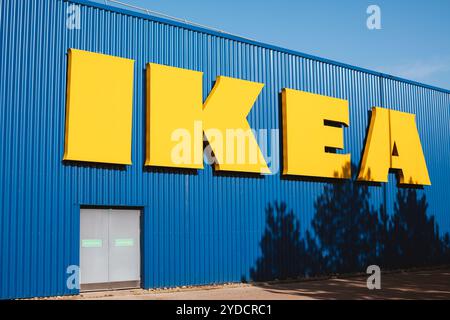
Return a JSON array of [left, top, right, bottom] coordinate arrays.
[[79, 205, 144, 292]]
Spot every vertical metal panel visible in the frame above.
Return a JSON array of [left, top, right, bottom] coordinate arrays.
[[80, 209, 110, 285], [0, 0, 449, 299]]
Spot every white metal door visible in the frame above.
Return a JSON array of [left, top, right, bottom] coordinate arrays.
[[80, 208, 140, 291], [108, 209, 141, 283], [80, 209, 109, 285]]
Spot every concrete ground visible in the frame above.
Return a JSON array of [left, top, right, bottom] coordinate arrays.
[[58, 268, 450, 300]]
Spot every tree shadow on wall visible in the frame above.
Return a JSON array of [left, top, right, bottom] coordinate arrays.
[[249, 163, 450, 282], [249, 203, 322, 281], [383, 188, 450, 269]]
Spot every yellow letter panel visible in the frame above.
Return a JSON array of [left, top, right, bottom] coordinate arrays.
[[145, 65, 270, 174], [357, 107, 391, 182], [282, 89, 350, 179], [390, 109, 431, 185], [64, 49, 134, 165], [358, 107, 431, 185], [145, 63, 204, 169], [203, 76, 270, 174]]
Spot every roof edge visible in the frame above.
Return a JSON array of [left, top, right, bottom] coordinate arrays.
[[67, 0, 450, 95]]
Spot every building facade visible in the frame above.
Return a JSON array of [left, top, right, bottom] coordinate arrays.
[[1, 0, 449, 299]]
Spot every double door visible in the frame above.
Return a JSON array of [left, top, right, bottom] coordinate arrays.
[[80, 209, 141, 291]]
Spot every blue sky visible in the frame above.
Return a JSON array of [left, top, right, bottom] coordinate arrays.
[[93, 0, 450, 89]]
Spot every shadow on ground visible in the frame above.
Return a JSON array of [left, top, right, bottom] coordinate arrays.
[[255, 269, 450, 300]]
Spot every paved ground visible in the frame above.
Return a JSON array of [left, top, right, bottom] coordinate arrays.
[[59, 268, 450, 300]]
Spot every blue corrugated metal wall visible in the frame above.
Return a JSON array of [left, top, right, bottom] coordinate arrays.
[[0, 0, 449, 299]]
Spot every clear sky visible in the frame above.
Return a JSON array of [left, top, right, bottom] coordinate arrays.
[[92, 0, 450, 89]]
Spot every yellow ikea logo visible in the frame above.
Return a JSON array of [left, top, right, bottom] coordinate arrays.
[[63, 49, 431, 186]]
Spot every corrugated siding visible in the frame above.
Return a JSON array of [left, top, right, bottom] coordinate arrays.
[[381, 79, 450, 232], [0, 0, 449, 299]]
